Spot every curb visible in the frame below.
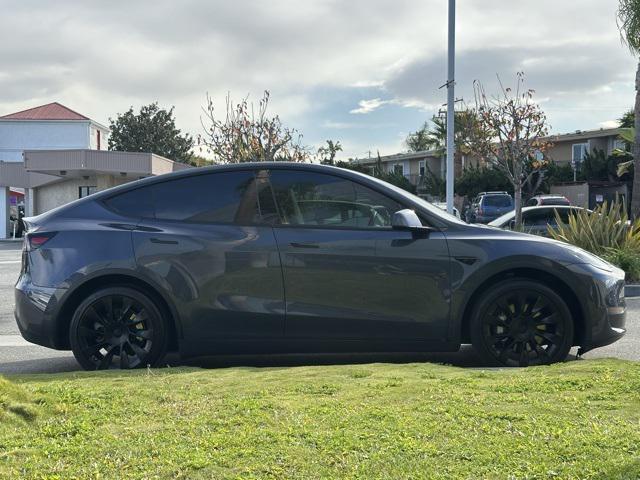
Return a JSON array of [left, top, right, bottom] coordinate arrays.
[[625, 284, 640, 298]]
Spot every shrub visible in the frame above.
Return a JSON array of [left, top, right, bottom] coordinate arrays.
[[548, 201, 640, 254], [548, 201, 640, 280], [602, 248, 640, 282], [455, 165, 511, 198]]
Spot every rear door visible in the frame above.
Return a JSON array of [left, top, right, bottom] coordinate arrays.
[[105, 170, 285, 348], [267, 169, 451, 341]]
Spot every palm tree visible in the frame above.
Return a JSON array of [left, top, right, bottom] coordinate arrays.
[[617, 0, 640, 216], [405, 118, 445, 154]]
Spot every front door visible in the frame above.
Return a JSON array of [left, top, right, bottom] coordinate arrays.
[[267, 169, 451, 341]]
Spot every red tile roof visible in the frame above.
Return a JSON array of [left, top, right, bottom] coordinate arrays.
[[0, 102, 89, 121]]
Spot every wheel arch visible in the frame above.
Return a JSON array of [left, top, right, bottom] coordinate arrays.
[[458, 267, 585, 346], [54, 272, 181, 351]]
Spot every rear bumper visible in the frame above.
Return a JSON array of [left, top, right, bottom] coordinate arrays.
[[14, 273, 66, 350]]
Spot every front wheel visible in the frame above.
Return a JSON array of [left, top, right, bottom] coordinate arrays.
[[70, 286, 168, 370], [470, 280, 574, 367]]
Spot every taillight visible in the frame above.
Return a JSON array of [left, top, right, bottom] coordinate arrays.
[[26, 232, 56, 250]]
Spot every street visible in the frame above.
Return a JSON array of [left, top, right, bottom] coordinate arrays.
[[1, 241, 638, 374]]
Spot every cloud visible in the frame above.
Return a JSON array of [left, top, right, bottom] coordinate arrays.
[[599, 120, 620, 129], [349, 98, 389, 114], [0, 0, 635, 158]]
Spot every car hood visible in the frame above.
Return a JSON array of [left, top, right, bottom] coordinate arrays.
[[456, 223, 617, 271]]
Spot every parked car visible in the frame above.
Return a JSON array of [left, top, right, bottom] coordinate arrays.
[[527, 195, 571, 207], [15, 163, 626, 370], [489, 206, 589, 236], [466, 191, 514, 223], [432, 202, 460, 219]]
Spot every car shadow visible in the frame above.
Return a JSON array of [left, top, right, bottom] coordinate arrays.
[[171, 346, 582, 370], [0, 346, 584, 375]]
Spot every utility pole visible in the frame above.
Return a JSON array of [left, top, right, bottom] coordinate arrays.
[[445, 0, 456, 214]]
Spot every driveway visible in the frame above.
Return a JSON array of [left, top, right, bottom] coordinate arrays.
[[0, 241, 637, 374]]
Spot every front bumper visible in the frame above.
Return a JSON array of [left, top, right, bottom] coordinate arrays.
[[566, 263, 626, 353], [15, 273, 66, 350]]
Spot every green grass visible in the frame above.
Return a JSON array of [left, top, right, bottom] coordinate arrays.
[[1, 359, 639, 479]]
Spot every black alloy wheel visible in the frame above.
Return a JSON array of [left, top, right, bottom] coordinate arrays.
[[470, 280, 574, 367], [70, 287, 168, 370]]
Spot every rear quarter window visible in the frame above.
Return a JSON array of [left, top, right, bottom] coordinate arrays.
[[104, 171, 267, 224], [104, 187, 155, 218]]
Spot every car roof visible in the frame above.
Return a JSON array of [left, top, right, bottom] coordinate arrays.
[[92, 162, 363, 199], [488, 205, 584, 226], [478, 191, 510, 196]]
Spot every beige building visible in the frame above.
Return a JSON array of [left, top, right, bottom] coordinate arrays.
[[347, 127, 627, 196], [545, 127, 626, 166], [350, 149, 481, 199], [0, 150, 190, 238]]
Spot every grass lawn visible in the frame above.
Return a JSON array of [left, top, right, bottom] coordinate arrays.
[[1, 359, 639, 479]]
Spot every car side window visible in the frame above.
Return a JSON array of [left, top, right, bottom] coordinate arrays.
[[105, 171, 267, 225], [556, 208, 575, 224], [268, 170, 403, 228], [523, 209, 553, 227]]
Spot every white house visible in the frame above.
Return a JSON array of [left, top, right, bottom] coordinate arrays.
[[0, 102, 109, 161], [0, 102, 189, 239]]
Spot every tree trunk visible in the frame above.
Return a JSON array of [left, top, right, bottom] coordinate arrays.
[[514, 183, 523, 230], [631, 60, 640, 218]]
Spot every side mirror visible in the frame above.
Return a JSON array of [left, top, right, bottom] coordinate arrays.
[[392, 209, 433, 233]]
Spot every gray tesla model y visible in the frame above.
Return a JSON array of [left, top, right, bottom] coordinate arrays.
[[15, 163, 626, 369]]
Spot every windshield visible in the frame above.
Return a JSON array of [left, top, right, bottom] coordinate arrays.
[[483, 195, 513, 207], [488, 210, 515, 227]]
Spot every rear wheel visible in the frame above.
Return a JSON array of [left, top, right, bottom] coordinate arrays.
[[70, 287, 168, 370], [470, 280, 574, 367]]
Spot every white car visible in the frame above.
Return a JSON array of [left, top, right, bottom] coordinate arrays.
[[432, 202, 460, 219], [489, 205, 588, 236]]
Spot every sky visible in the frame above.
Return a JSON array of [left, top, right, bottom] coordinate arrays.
[[0, 0, 636, 160]]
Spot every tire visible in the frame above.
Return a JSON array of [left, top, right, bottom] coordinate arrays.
[[469, 279, 574, 367], [70, 286, 168, 370]]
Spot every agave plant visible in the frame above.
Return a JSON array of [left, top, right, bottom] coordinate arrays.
[[548, 201, 640, 255]]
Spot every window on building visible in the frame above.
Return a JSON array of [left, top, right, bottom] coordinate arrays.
[[79, 186, 97, 198], [613, 138, 626, 151], [97, 130, 101, 150], [419, 160, 426, 177], [572, 143, 589, 164], [392, 163, 404, 176]]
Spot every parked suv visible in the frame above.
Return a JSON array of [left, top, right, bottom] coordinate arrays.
[[15, 164, 625, 370], [466, 192, 514, 223]]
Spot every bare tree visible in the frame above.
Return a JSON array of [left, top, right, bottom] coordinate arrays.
[[464, 73, 552, 228], [199, 91, 310, 163]]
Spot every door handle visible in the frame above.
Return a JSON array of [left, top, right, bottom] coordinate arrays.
[[149, 238, 179, 245], [290, 242, 319, 249]]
